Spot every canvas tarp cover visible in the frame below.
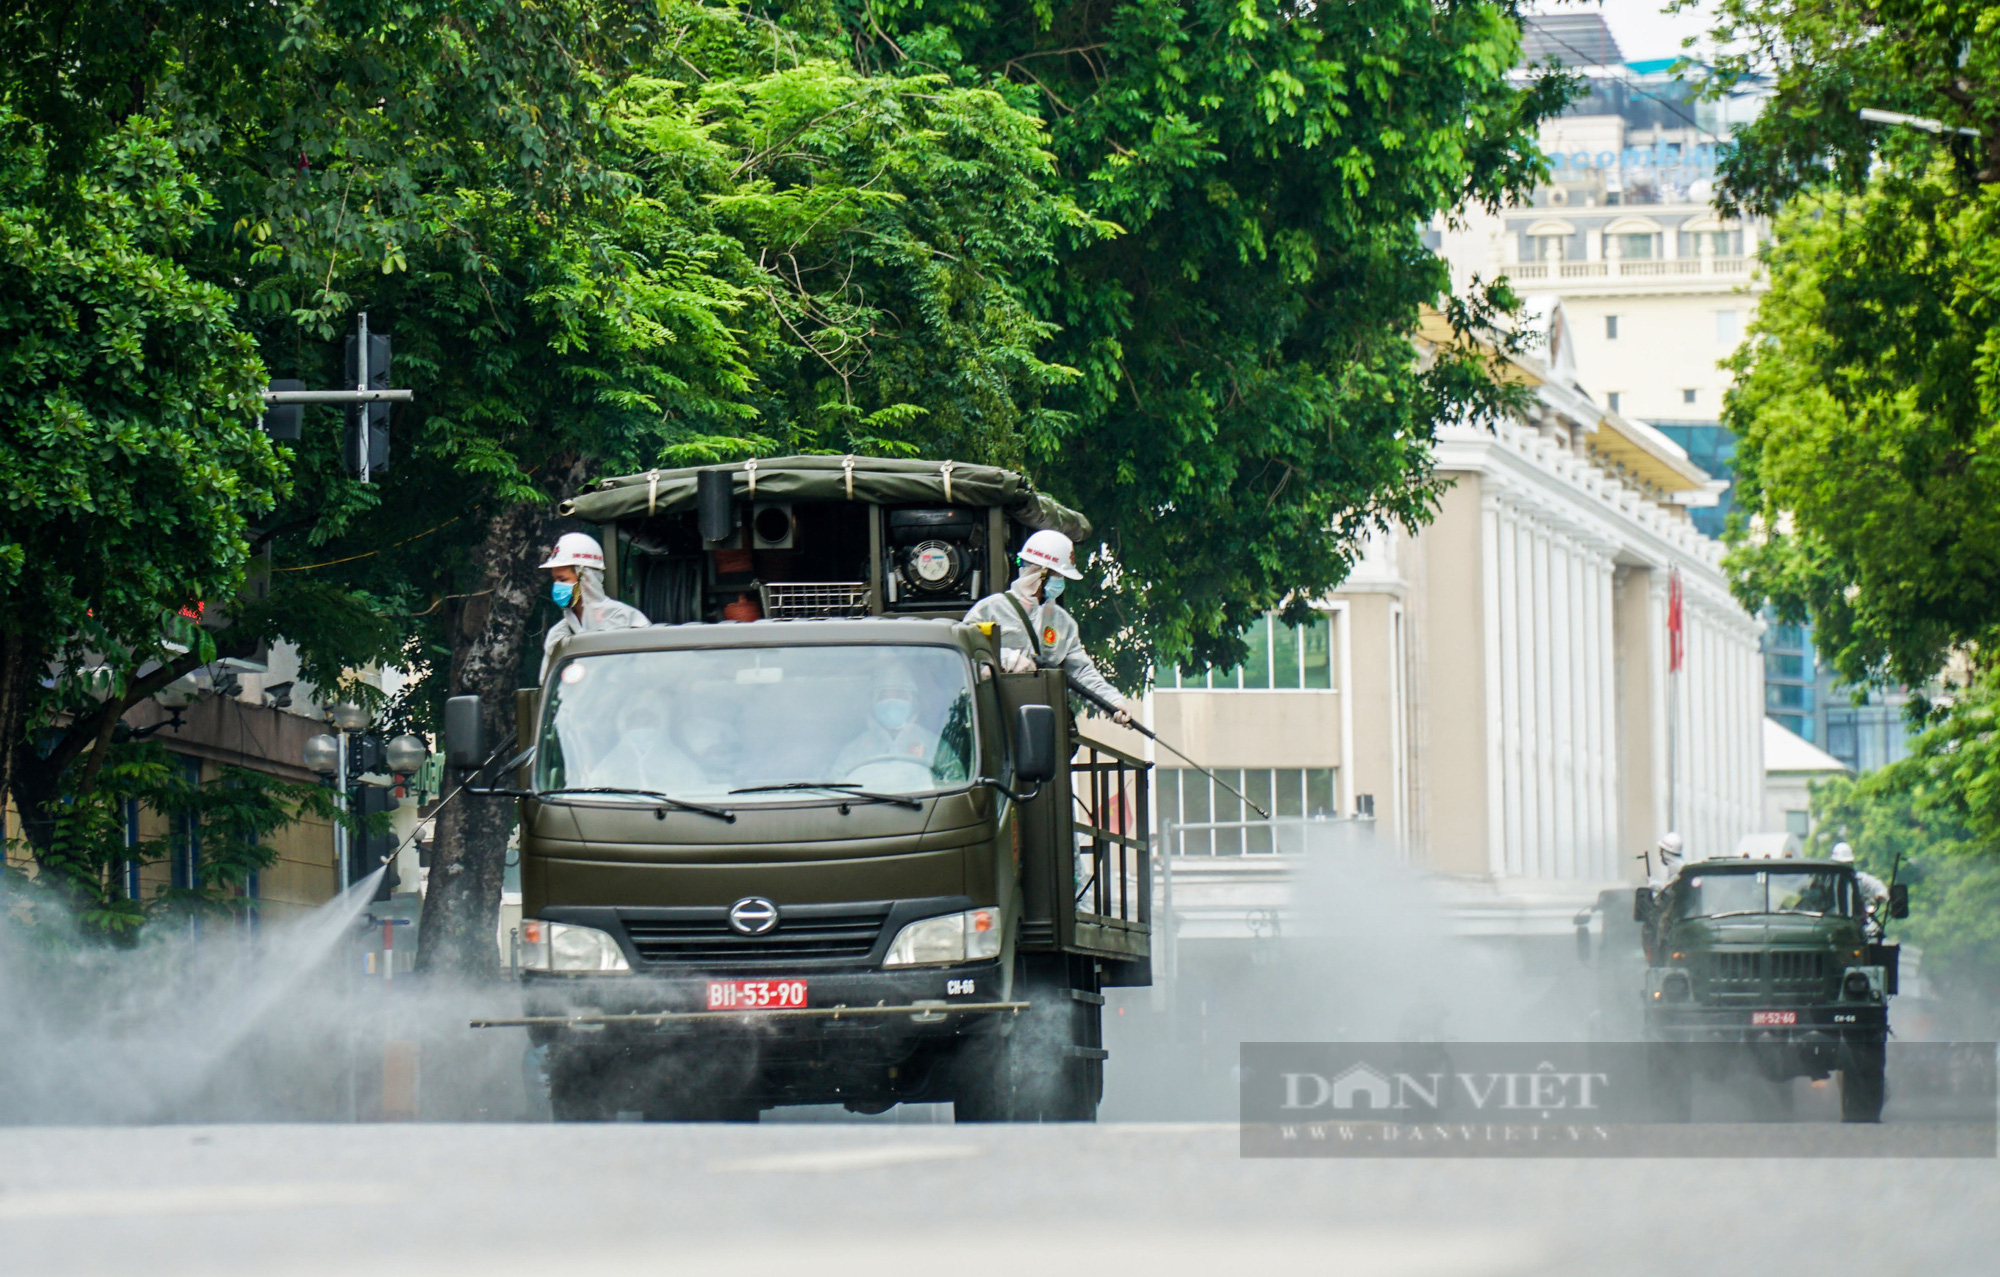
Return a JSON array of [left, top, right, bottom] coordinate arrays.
[[561, 455, 1091, 541]]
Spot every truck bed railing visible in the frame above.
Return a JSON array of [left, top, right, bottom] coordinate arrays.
[[1071, 736, 1150, 940]]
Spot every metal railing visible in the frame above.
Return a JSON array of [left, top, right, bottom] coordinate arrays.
[[1070, 736, 1150, 929], [757, 581, 869, 619]]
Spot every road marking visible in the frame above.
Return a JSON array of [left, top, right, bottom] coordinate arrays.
[[0, 1183, 393, 1221], [713, 1143, 984, 1173]]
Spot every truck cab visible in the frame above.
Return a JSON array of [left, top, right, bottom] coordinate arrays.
[[448, 457, 1150, 1121], [1638, 856, 1900, 1122]]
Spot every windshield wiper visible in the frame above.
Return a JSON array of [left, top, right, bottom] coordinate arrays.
[[728, 781, 923, 810], [537, 787, 736, 822]]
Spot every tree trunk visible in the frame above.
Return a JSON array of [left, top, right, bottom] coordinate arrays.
[[417, 456, 592, 978]]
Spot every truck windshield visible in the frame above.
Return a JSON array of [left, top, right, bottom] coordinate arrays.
[[535, 645, 976, 803], [1674, 869, 1854, 919]]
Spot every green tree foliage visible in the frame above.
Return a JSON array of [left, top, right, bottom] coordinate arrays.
[[0, 112, 286, 869], [1708, 0, 2000, 1002], [780, 0, 1568, 679], [4, 1, 1564, 963], [1710, 0, 2000, 688], [1722, 170, 2000, 689], [1809, 671, 2000, 1005]]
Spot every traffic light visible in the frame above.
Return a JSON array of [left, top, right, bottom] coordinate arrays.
[[343, 332, 392, 474], [264, 379, 305, 440], [351, 782, 401, 901], [348, 733, 387, 777]]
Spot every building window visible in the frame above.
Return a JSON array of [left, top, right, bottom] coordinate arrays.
[[123, 798, 142, 901], [1765, 652, 1805, 681], [1612, 232, 1657, 260], [1678, 227, 1744, 258], [1785, 810, 1810, 837], [172, 756, 202, 890], [1767, 683, 1815, 712], [1605, 315, 1619, 340], [1158, 767, 1339, 854], [1682, 388, 1697, 404], [1715, 310, 1740, 344], [1607, 392, 1622, 413], [1165, 612, 1332, 691], [1526, 233, 1569, 262]]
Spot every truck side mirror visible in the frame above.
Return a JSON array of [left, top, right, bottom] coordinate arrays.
[[444, 695, 485, 769], [1013, 704, 1058, 783], [1888, 882, 1909, 920], [1632, 887, 1654, 923]]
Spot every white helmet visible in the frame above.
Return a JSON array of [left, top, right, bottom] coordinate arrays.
[[1019, 529, 1082, 580], [539, 532, 605, 571], [1659, 831, 1683, 856], [1831, 841, 1855, 864]]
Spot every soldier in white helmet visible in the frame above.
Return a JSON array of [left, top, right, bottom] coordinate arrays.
[[1831, 841, 1890, 937], [539, 531, 648, 678], [963, 529, 1136, 724], [1648, 831, 1686, 890]]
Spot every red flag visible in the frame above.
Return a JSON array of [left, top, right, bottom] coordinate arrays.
[[1668, 569, 1685, 673]]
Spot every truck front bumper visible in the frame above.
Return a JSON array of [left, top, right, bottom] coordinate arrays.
[[501, 961, 1010, 1047], [1640, 1004, 1888, 1072]]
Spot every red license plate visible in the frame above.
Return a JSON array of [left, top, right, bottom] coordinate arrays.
[[707, 979, 808, 1010], [1751, 1011, 1798, 1026]]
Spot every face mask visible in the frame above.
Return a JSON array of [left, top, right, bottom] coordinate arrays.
[[874, 697, 913, 731], [552, 580, 576, 607], [1043, 576, 1066, 601]]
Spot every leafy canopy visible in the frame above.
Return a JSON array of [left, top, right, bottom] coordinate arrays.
[[760, 0, 1570, 683], [1710, 0, 2000, 689]]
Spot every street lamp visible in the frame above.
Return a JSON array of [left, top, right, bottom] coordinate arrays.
[[314, 701, 375, 890], [331, 701, 371, 733], [303, 734, 341, 776], [155, 674, 202, 710], [385, 733, 428, 775]]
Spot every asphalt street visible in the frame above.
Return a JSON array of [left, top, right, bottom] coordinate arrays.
[[2, 1118, 1994, 1277]]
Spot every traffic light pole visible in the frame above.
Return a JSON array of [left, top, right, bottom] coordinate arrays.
[[258, 313, 412, 483], [356, 312, 372, 485], [334, 728, 350, 890]]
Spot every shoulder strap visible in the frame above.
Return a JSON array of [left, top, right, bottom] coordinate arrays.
[[1003, 592, 1047, 663]]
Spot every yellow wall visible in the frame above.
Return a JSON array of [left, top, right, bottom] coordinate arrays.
[[1415, 477, 1491, 876]]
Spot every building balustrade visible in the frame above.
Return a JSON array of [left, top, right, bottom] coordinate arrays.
[[1508, 256, 1753, 284]]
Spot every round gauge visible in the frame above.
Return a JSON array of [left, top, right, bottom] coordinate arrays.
[[910, 540, 960, 588]]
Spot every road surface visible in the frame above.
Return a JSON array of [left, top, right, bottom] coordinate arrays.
[[1, 1118, 1992, 1276]]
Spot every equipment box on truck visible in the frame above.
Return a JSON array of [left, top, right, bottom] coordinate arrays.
[[449, 457, 1150, 1121]]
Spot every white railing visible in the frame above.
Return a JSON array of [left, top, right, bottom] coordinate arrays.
[[1504, 256, 1758, 285]]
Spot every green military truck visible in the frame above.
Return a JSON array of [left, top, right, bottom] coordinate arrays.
[[447, 457, 1151, 1121], [1636, 854, 1907, 1122]]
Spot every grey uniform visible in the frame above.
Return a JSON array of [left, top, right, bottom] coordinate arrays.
[[541, 595, 649, 678], [962, 587, 1123, 707]]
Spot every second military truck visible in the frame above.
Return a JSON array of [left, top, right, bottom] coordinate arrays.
[[1637, 853, 1905, 1122]]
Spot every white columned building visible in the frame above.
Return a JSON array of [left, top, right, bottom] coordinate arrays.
[[1095, 305, 1766, 955]]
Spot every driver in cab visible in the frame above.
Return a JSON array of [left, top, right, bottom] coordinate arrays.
[[831, 665, 963, 782]]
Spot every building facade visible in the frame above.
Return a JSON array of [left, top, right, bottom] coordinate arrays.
[[1094, 309, 1767, 957]]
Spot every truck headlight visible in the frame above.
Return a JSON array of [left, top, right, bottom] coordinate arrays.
[[520, 920, 630, 973], [1842, 968, 1881, 1001], [1661, 970, 1692, 1002], [882, 909, 1001, 967]]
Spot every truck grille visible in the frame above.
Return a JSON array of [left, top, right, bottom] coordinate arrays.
[[1696, 949, 1830, 1003], [622, 904, 890, 966], [1770, 950, 1825, 987], [1707, 952, 1761, 983]]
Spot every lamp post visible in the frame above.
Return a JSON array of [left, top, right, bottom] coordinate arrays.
[[306, 701, 375, 890]]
